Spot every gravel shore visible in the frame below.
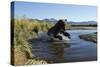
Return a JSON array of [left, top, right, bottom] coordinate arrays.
[[79, 32, 97, 43]]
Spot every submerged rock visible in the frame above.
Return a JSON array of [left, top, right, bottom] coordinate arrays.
[[79, 32, 97, 43]]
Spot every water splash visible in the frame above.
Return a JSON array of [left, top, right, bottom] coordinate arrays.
[[58, 33, 70, 41], [38, 31, 70, 41], [38, 31, 51, 41]]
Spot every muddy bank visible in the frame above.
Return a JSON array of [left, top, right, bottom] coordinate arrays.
[[79, 32, 97, 43]]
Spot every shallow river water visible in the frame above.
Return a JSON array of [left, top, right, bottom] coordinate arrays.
[[31, 30, 97, 63]]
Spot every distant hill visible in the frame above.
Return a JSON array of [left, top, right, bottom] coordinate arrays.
[[42, 18, 57, 23], [42, 18, 97, 25], [29, 18, 97, 25]]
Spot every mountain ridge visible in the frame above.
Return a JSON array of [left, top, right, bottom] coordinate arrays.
[[29, 18, 97, 24]]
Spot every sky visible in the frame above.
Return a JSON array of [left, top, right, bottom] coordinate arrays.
[[12, 1, 97, 22]]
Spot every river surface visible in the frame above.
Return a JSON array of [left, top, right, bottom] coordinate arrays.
[[31, 30, 97, 63]]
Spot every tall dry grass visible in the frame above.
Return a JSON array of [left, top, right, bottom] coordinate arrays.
[[12, 18, 54, 65]]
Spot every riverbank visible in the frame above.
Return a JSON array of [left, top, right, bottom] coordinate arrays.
[[79, 32, 97, 43], [70, 27, 97, 30], [11, 47, 47, 65]]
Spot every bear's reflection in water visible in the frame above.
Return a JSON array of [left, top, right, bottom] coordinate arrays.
[[28, 38, 70, 63], [50, 42, 70, 63]]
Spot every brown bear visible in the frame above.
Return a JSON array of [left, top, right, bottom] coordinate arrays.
[[47, 19, 70, 40]]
